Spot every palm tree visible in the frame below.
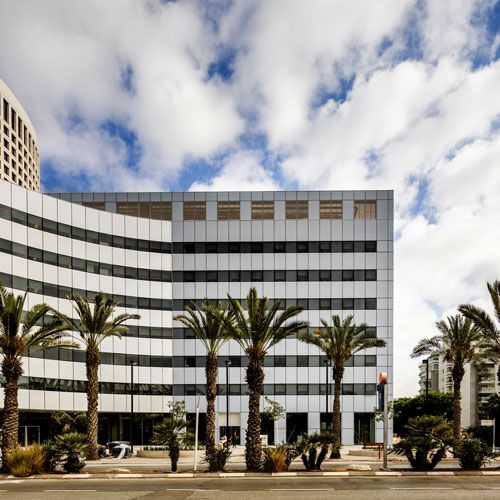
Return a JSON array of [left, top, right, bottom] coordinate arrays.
[[224, 287, 309, 471], [299, 315, 385, 456], [0, 282, 73, 458], [411, 314, 481, 440], [55, 293, 139, 460], [174, 300, 232, 453], [459, 281, 500, 383]]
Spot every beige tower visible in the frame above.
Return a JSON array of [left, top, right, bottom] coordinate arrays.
[[0, 78, 40, 191]]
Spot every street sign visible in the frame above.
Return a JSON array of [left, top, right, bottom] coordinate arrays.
[[481, 419, 494, 426]]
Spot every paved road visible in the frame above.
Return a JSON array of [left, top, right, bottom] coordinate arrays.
[[1, 476, 500, 499]]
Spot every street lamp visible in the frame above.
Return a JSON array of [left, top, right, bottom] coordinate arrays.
[[225, 359, 231, 447], [129, 360, 138, 454], [324, 359, 330, 431], [423, 358, 429, 412]]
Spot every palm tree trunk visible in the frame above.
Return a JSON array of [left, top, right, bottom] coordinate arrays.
[[1, 357, 22, 462], [86, 347, 100, 460], [331, 365, 344, 459], [245, 352, 264, 471], [452, 366, 464, 442], [205, 352, 218, 453]]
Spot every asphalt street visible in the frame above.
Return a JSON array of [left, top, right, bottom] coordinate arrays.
[[1, 476, 500, 499]]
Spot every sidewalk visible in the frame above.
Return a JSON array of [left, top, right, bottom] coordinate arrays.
[[79, 445, 499, 473], [1, 445, 498, 480]]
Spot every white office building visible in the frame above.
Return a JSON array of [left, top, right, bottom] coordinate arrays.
[[0, 180, 393, 445]]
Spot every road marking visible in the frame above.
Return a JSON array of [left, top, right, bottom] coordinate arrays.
[[44, 490, 98, 492], [390, 487, 453, 490], [270, 489, 335, 491], [164, 489, 220, 492], [0, 480, 22, 484]]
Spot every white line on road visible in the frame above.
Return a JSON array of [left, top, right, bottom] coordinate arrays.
[[390, 488, 453, 490], [164, 489, 220, 492], [270, 489, 335, 491], [44, 490, 98, 492]]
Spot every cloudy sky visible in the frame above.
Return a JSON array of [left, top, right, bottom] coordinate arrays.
[[1, 0, 499, 396]]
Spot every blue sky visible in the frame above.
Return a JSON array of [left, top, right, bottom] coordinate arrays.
[[0, 0, 499, 395]]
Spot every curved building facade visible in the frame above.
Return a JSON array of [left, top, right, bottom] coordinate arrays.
[[0, 79, 40, 191], [0, 179, 393, 446]]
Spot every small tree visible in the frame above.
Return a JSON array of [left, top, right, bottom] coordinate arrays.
[[152, 401, 190, 473], [390, 415, 453, 471], [454, 437, 492, 470], [51, 411, 87, 435], [262, 396, 285, 444], [50, 433, 88, 473], [297, 432, 338, 471]]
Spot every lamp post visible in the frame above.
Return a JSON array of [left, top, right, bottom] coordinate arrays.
[[324, 359, 330, 431], [129, 360, 137, 454], [378, 372, 388, 469], [423, 358, 429, 412], [225, 359, 231, 447]]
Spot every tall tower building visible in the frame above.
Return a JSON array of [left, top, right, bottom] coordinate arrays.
[[0, 79, 40, 191]]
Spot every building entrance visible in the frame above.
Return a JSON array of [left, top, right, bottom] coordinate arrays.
[[354, 412, 375, 445]]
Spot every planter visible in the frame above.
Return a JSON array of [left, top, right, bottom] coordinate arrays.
[[137, 450, 169, 458], [136, 449, 191, 458]]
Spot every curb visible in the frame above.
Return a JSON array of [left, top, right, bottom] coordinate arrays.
[[1, 470, 500, 480]]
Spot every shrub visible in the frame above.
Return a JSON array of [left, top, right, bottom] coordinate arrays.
[[390, 415, 453, 471], [464, 425, 493, 445], [203, 446, 232, 472], [454, 437, 492, 470], [4, 444, 46, 477], [262, 443, 299, 472], [297, 432, 338, 471], [41, 441, 59, 472], [50, 433, 88, 473]]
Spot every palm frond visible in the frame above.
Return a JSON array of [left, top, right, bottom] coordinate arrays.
[[410, 337, 443, 358]]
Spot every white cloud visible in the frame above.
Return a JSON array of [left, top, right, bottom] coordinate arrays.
[[189, 151, 279, 191], [1, 0, 499, 397], [0, 0, 243, 190]]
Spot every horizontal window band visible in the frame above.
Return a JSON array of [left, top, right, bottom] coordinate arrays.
[[174, 269, 377, 282], [14, 376, 377, 396], [23, 350, 377, 368], [0, 272, 379, 311], [173, 298, 378, 311], [26, 313, 378, 340], [173, 240, 377, 254], [0, 238, 171, 282], [0, 204, 171, 253], [0, 271, 171, 311], [0, 238, 377, 282]]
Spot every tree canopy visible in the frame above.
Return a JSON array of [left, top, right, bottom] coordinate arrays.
[[393, 392, 453, 436]]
